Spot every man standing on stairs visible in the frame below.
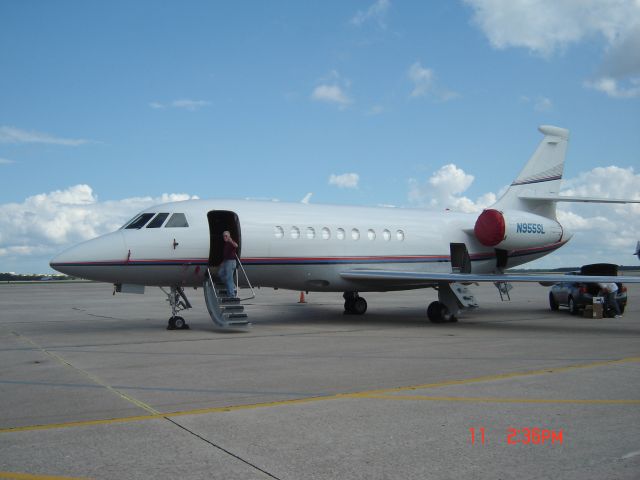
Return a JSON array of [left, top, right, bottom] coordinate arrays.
[[218, 230, 238, 298]]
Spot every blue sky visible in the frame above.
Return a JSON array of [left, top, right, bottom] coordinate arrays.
[[1, 0, 639, 273]]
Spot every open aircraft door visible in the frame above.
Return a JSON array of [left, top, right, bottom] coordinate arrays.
[[449, 243, 471, 273], [207, 210, 242, 268]]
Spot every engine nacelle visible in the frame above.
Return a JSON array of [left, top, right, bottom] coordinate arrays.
[[474, 209, 563, 250]]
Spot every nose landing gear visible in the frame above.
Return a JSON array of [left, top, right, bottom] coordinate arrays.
[[161, 286, 192, 330]]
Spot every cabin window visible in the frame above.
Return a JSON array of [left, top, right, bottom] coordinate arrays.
[[146, 213, 170, 228], [274, 226, 284, 239], [336, 228, 345, 240], [165, 213, 189, 228], [125, 213, 155, 229], [383, 229, 391, 241], [351, 228, 360, 240], [396, 229, 405, 241], [306, 227, 315, 239], [321, 227, 331, 240], [367, 229, 376, 241], [291, 226, 300, 239]]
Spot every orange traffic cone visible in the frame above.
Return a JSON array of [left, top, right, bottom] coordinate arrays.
[[298, 291, 306, 303]]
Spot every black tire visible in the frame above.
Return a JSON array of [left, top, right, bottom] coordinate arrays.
[[173, 316, 186, 329], [352, 297, 367, 315], [427, 301, 448, 323], [549, 292, 559, 311], [167, 317, 176, 330], [568, 297, 578, 315], [344, 299, 354, 314]]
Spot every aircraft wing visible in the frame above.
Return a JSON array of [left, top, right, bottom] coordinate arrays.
[[340, 269, 640, 287]]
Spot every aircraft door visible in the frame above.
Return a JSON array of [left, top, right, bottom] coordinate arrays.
[[207, 210, 241, 267], [449, 243, 471, 273], [495, 248, 509, 271]]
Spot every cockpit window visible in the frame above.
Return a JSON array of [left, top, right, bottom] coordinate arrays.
[[146, 212, 170, 228], [165, 213, 189, 228], [125, 213, 155, 229]]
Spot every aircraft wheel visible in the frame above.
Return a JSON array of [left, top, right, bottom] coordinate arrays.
[[344, 299, 354, 314], [352, 297, 367, 315], [549, 292, 559, 311], [174, 316, 189, 329], [568, 297, 578, 315], [427, 301, 449, 323], [168, 316, 189, 330]]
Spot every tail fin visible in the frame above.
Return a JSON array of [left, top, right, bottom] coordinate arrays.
[[491, 125, 569, 219]]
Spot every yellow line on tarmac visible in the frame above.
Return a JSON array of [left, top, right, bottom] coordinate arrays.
[[0, 472, 90, 480], [338, 356, 640, 397], [353, 394, 640, 405], [2, 355, 638, 434]]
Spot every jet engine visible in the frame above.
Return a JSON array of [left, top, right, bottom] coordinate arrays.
[[474, 209, 563, 250]]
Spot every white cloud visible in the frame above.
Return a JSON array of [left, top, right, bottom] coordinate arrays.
[[464, 0, 640, 97], [408, 62, 434, 98], [366, 105, 385, 116], [584, 77, 640, 99], [149, 99, 211, 111], [408, 62, 459, 101], [0, 158, 15, 165], [0, 185, 199, 270], [464, 0, 640, 56], [521, 95, 554, 112], [329, 173, 360, 189], [0, 126, 90, 146], [531, 166, 640, 267], [408, 164, 496, 212], [171, 99, 211, 111], [351, 0, 391, 28], [311, 85, 352, 107], [534, 96, 553, 112]]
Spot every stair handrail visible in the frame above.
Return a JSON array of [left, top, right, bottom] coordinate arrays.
[[235, 255, 256, 301], [206, 268, 220, 302]]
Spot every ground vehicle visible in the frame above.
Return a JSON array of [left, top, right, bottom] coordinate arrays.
[[549, 264, 627, 316]]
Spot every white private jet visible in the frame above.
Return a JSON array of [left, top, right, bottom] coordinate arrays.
[[51, 126, 640, 330]]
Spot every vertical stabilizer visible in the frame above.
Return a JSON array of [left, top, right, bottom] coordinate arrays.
[[491, 125, 569, 218]]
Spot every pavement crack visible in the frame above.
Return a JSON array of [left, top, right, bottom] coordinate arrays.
[[164, 417, 282, 480]]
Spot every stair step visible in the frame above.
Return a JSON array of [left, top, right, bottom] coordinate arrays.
[[203, 276, 250, 331], [219, 297, 241, 304], [225, 320, 251, 327], [222, 305, 244, 313]]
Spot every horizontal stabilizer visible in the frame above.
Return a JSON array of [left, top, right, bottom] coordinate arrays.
[[519, 193, 640, 204], [341, 269, 640, 287]]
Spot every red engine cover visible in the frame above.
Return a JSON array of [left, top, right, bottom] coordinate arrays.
[[474, 209, 505, 247]]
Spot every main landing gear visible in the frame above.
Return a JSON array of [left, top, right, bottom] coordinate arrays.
[[343, 291, 367, 315], [161, 286, 193, 330], [427, 301, 458, 323], [427, 282, 460, 323]]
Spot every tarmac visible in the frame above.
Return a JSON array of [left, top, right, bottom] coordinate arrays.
[[0, 281, 639, 480]]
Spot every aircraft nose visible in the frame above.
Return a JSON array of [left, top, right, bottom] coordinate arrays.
[[50, 231, 127, 280]]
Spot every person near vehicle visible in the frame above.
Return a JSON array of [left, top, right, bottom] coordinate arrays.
[[218, 231, 238, 298], [597, 282, 622, 318]]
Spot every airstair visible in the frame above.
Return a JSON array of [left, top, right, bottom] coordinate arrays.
[[494, 281, 513, 301], [204, 256, 254, 331]]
